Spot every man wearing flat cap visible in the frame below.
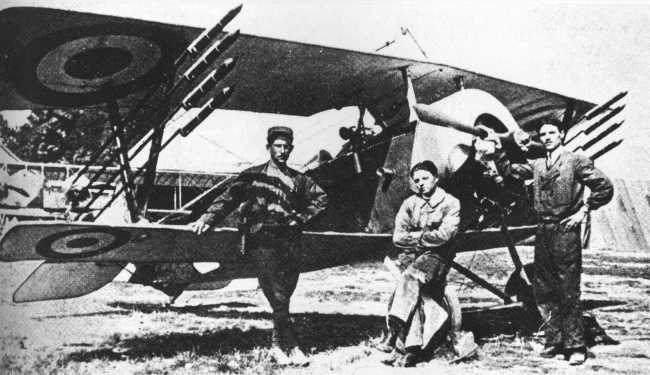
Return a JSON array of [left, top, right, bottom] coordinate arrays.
[[191, 125, 328, 365]]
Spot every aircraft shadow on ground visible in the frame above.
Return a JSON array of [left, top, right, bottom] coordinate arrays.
[[65, 310, 386, 363], [464, 299, 625, 338], [33, 302, 258, 320], [63, 298, 625, 362]]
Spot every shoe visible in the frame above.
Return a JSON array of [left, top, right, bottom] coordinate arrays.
[[269, 346, 291, 366], [568, 350, 586, 366], [540, 345, 564, 359], [381, 349, 401, 366], [394, 352, 418, 367], [452, 331, 479, 362], [288, 347, 309, 366]]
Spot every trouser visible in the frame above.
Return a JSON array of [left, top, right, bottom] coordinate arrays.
[[533, 222, 584, 350], [246, 228, 301, 349], [388, 251, 450, 349]]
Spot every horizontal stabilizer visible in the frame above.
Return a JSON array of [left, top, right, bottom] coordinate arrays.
[[14, 261, 123, 302]]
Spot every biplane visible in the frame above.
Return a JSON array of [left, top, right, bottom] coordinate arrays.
[[0, 4, 625, 322]]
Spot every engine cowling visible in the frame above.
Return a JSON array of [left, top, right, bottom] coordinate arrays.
[[410, 89, 534, 229], [411, 88, 519, 180]]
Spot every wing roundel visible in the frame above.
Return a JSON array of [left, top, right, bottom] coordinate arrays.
[[1, 7, 195, 108]]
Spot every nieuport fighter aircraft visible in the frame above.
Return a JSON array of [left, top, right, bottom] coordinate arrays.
[[0, 4, 625, 318]]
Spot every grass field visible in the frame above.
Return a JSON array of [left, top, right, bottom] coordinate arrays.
[[1, 246, 649, 374]]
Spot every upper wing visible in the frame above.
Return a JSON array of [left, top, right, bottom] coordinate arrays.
[[0, 7, 593, 132], [0, 7, 195, 110]]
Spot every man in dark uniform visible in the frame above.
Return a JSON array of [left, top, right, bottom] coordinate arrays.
[[528, 118, 613, 365], [190, 126, 328, 365]]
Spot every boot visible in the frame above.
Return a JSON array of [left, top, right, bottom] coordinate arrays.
[[271, 325, 284, 349], [269, 346, 291, 366], [272, 316, 298, 346], [288, 347, 309, 366], [394, 347, 420, 367], [540, 344, 564, 359], [270, 323, 292, 366], [282, 324, 300, 350], [271, 315, 308, 366], [568, 347, 587, 366]]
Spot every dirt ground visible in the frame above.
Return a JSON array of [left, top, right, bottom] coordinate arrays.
[[1, 246, 649, 374]]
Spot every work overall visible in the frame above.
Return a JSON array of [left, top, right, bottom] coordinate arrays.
[[534, 219, 583, 349], [530, 150, 613, 351], [389, 188, 460, 351], [388, 249, 453, 349]]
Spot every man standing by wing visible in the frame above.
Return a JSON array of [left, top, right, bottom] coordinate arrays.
[[190, 126, 328, 365], [526, 118, 613, 365]]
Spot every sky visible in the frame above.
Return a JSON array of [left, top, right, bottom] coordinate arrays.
[[2, 0, 649, 178]]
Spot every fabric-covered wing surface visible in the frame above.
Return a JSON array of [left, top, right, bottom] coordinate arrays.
[[0, 222, 536, 266], [0, 7, 593, 131], [0, 7, 194, 108]]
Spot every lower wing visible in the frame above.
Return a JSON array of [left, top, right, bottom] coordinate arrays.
[[1, 221, 536, 265]]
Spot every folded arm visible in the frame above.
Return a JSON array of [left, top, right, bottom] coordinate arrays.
[[419, 198, 461, 247], [393, 201, 423, 248]]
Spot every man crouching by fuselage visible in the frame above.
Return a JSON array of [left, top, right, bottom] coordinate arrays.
[[381, 160, 461, 367]]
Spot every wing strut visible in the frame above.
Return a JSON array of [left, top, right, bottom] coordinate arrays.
[[73, 55, 239, 219], [69, 7, 243, 220], [93, 87, 234, 219], [448, 260, 512, 304], [105, 93, 139, 222], [138, 73, 176, 214]]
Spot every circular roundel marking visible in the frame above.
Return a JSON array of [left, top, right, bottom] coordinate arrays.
[[9, 23, 186, 107], [36, 35, 161, 95], [35, 227, 132, 259]]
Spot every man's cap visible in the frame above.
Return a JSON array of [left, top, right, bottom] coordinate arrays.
[[267, 126, 294, 143]]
